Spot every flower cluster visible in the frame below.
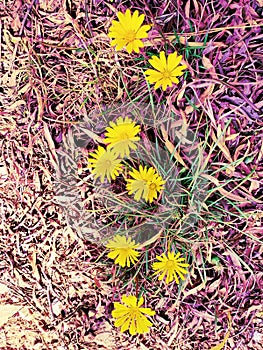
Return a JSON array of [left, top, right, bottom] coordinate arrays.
[[87, 116, 187, 335], [126, 165, 165, 204], [108, 9, 187, 91], [93, 9, 190, 337], [108, 235, 189, 334], [88, 116, 165, 204], [106, 235, 189, 285]]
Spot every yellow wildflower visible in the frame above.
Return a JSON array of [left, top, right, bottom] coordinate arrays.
[[152, 251, 189, 284], [126, 165, 165, 203], [88, 146, 122, 182], [108, 9, 151, 53], [106, 235, 140, 267], [104, 116, 140, 157], [145, 51, 187, 91], [112, 295, 155, 335]]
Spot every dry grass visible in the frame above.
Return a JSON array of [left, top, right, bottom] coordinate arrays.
[[0, 0, 262, 349]]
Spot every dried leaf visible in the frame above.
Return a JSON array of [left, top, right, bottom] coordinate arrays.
[[11, 13, 22, 32], [0, 304, 23, 327], [18, 82, 31, 95], [256, 139, 263, 164], [209, 313, 232, 350], [28, 249, 41, 281], [6, 99, 26, 111], [224, 133, 239, 141], [207, 279, 221, 293], [0, 283, 9, 294], [200, 83, 215, 101], [14, 269, 31, 288], [161, 124, 188, 168], [182, 280, 206, 299], [32, 86, 44, 120], [249, 179, 260, 193], [202, 174, 261, 203], [0, 164, 8, 181], [43, 122, 58, 168], [211, 127, 233, 163], [209, 331, 231, 350], [185, 0, 191, 18], [138, 228, 164, 248], [202, 56, 218, 79]]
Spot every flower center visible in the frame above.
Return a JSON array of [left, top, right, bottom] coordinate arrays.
[[129, 307, 141, 318], [120, 246, 129, 252], [162, 69, 171, 79], [166, 260, 175, 268], [149, 182, 157, 191], [120, 132, 129, 140], [105, 159, 112, 167], [126, 30, 136, 43]]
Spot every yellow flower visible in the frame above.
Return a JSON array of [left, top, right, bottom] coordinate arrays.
[[152, 251, 189, 284], [106, 235, 140, 267], [108, 9, 151, 53], [88, 146, 122, 182], [145, 51, 187, 91], [126, 165, 165, 203], [112, 295, 155, 335], [104, 116, 141, 157]]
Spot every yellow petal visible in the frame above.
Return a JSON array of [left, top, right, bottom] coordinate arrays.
[[145, 70, 163, 83], [132, 11, 145, 32], [107, 250, 119, 259], [137, 296, 144, 307], [117, 10, 131, 27], [149, 56, 164, 72], [126, 39, 143, 54], [170, 76, 180, 84], [129, 318, 137, 335], [167, 52, 182, 70], [123, 295, 137, 306], [161, 78, 173, 91], [139, 307, 156, 316], [136, 316, 151, 334], [136, 25, 151, 38], [159, 51, 167, 69], [153, 81, 162, 90], [119, 318, 131, 333], [171, 65, 187, 76]]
